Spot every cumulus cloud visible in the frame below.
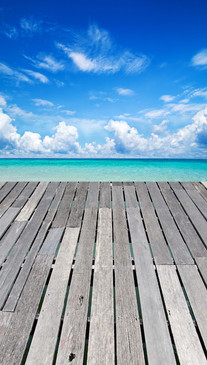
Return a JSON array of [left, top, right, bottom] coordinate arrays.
[[43, 121, 81, 153], [160, 95, 175, 102], [57, 24, 150, 74], [192, 49, 207, 68], [116, 88, 134, 96], [152, 120, 169, 134], [0, 95, 7, 107]]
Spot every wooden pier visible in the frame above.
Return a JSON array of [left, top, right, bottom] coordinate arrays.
[[0, 181, 207, 364]]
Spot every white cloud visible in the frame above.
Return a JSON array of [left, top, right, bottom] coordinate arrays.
[[19, 132, 44, 153], [25, 55, 65, 72], [0, 96, 7, 107], [43, 121, 81, 153], [0, 63, 31, 83], [33, 99, 54, 107], [192, 49, 207, 68], [57, 25, 150, 74], [23, 69, 49, 83], [116, 88, 134, 96], [3, 25, 18, 39], [160, 94, 175, 102], [152, 120, 168, 134], [145, 109, 169, 119], [61, 110, 76, 115], [20, 18, 42, 33]]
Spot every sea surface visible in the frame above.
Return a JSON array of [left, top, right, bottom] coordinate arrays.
[[0, 159, 207, 181]]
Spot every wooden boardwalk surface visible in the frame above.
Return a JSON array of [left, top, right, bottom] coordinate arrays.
[[0, 181, 207, 364]]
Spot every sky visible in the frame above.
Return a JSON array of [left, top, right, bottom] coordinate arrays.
[[0, 0, 207, 158]]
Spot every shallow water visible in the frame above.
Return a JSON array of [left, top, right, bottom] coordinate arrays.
[[0, 158, 207, 181]]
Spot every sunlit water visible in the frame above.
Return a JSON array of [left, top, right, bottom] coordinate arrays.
[[0, 159, 207, 181]]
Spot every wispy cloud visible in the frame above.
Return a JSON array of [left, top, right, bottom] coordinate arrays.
[[23, 69, 49, 83], [145, 109, 169, 119], [3, 25, 18, 39], [61, 110, 76, 115], [160, 94, 175, 102], [33, 99, 54, 107], [24, 54, 65, 73], [192, 49, 207, 69], [116, 88, 134, 96], [57, 24, 150, 74], [20, 17, 42, 34], [0, 62, 31, 83]]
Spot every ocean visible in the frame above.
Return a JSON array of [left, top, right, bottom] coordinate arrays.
[[0, 158, 207, 181]]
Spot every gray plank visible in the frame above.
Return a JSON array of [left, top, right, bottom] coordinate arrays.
[[0, 182, 17, 203], [124, 183, 138, 208], [99, 182, 111, 208], [0, 311, 12, 344], [0, 221, 26, 266], [16, 182, 49, 221], [113, 207, 145, 365], [157, 265, 206, 365], [0, 182, 27, 217], [4, 183, 68, 312], [67, 182, 88, 227], [0, 182, 6, 190], [12, 182, 38, 209], [193, 182, 207, 202], [195, 257, 207, 285], [135, 182, 173, 264], [0, 183, 59, 309], [177, 265, 207, 349], [0, 229, 63, 365], [170, 181, 207, 247], [85, 182, 99, 208], [56, 208, 97, 365], [158, 182, 207, 258], [181, 181, 207, 219], [25, 227, 80, 365], [147, 182, 193, 264], [87, 208, 114, 365], [0, 207, 20, 239], [52, 182, 76, 228], [125, 186, 176, 365], [44, 182, 67, 223], [112, 183, 125, 209]]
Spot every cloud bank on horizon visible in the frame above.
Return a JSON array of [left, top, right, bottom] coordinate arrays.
[[0, 0, 207, 158]]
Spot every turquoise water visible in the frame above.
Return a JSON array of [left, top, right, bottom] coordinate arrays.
[[0, 159, 207, 181]]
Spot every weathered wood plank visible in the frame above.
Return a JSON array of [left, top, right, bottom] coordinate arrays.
[[99, 182, 111, 208], [193, 182, 207, 202], [146, 182, 194, 264], [201, 181, 207, 189], [177, 264, 207, 349], [157, 265, 207, 365], [12, 182, 38, 209], [195, 257, 207, 285], [158, 182, 207, 258], [0, 183, 58, 309], [181, 181, 207, 219], [0, 311, 12, 344], [0, 229, 63, 365], [67, 182, 88, 227], [112, 186, 145, 364], [0, 182, 27, 217], [55, 208, 97, 365], [124, 183, 138, 208], [0, 221, 26, 266], [15, 182, 48, 221], [135, 182, 173, 264], [0, 207, 20, 239], [0, 182, 6, 190], [25, 227, 80, 365], [0, 182, 16, 203], [170, 181, 207, 247], [125, 185, 176, 365], [113, 207, 145, 365], [4, 183, 67, 312], [52, 182, 76, 228], [85, 182, 99, 208], [87, 208, 114, 365], [112, 183, 125, 209]]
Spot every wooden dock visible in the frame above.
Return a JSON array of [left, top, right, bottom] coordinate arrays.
[[0, 181, 207, 365]]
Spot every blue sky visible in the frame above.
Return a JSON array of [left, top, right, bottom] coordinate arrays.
[[0, 0, 207, 157]]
